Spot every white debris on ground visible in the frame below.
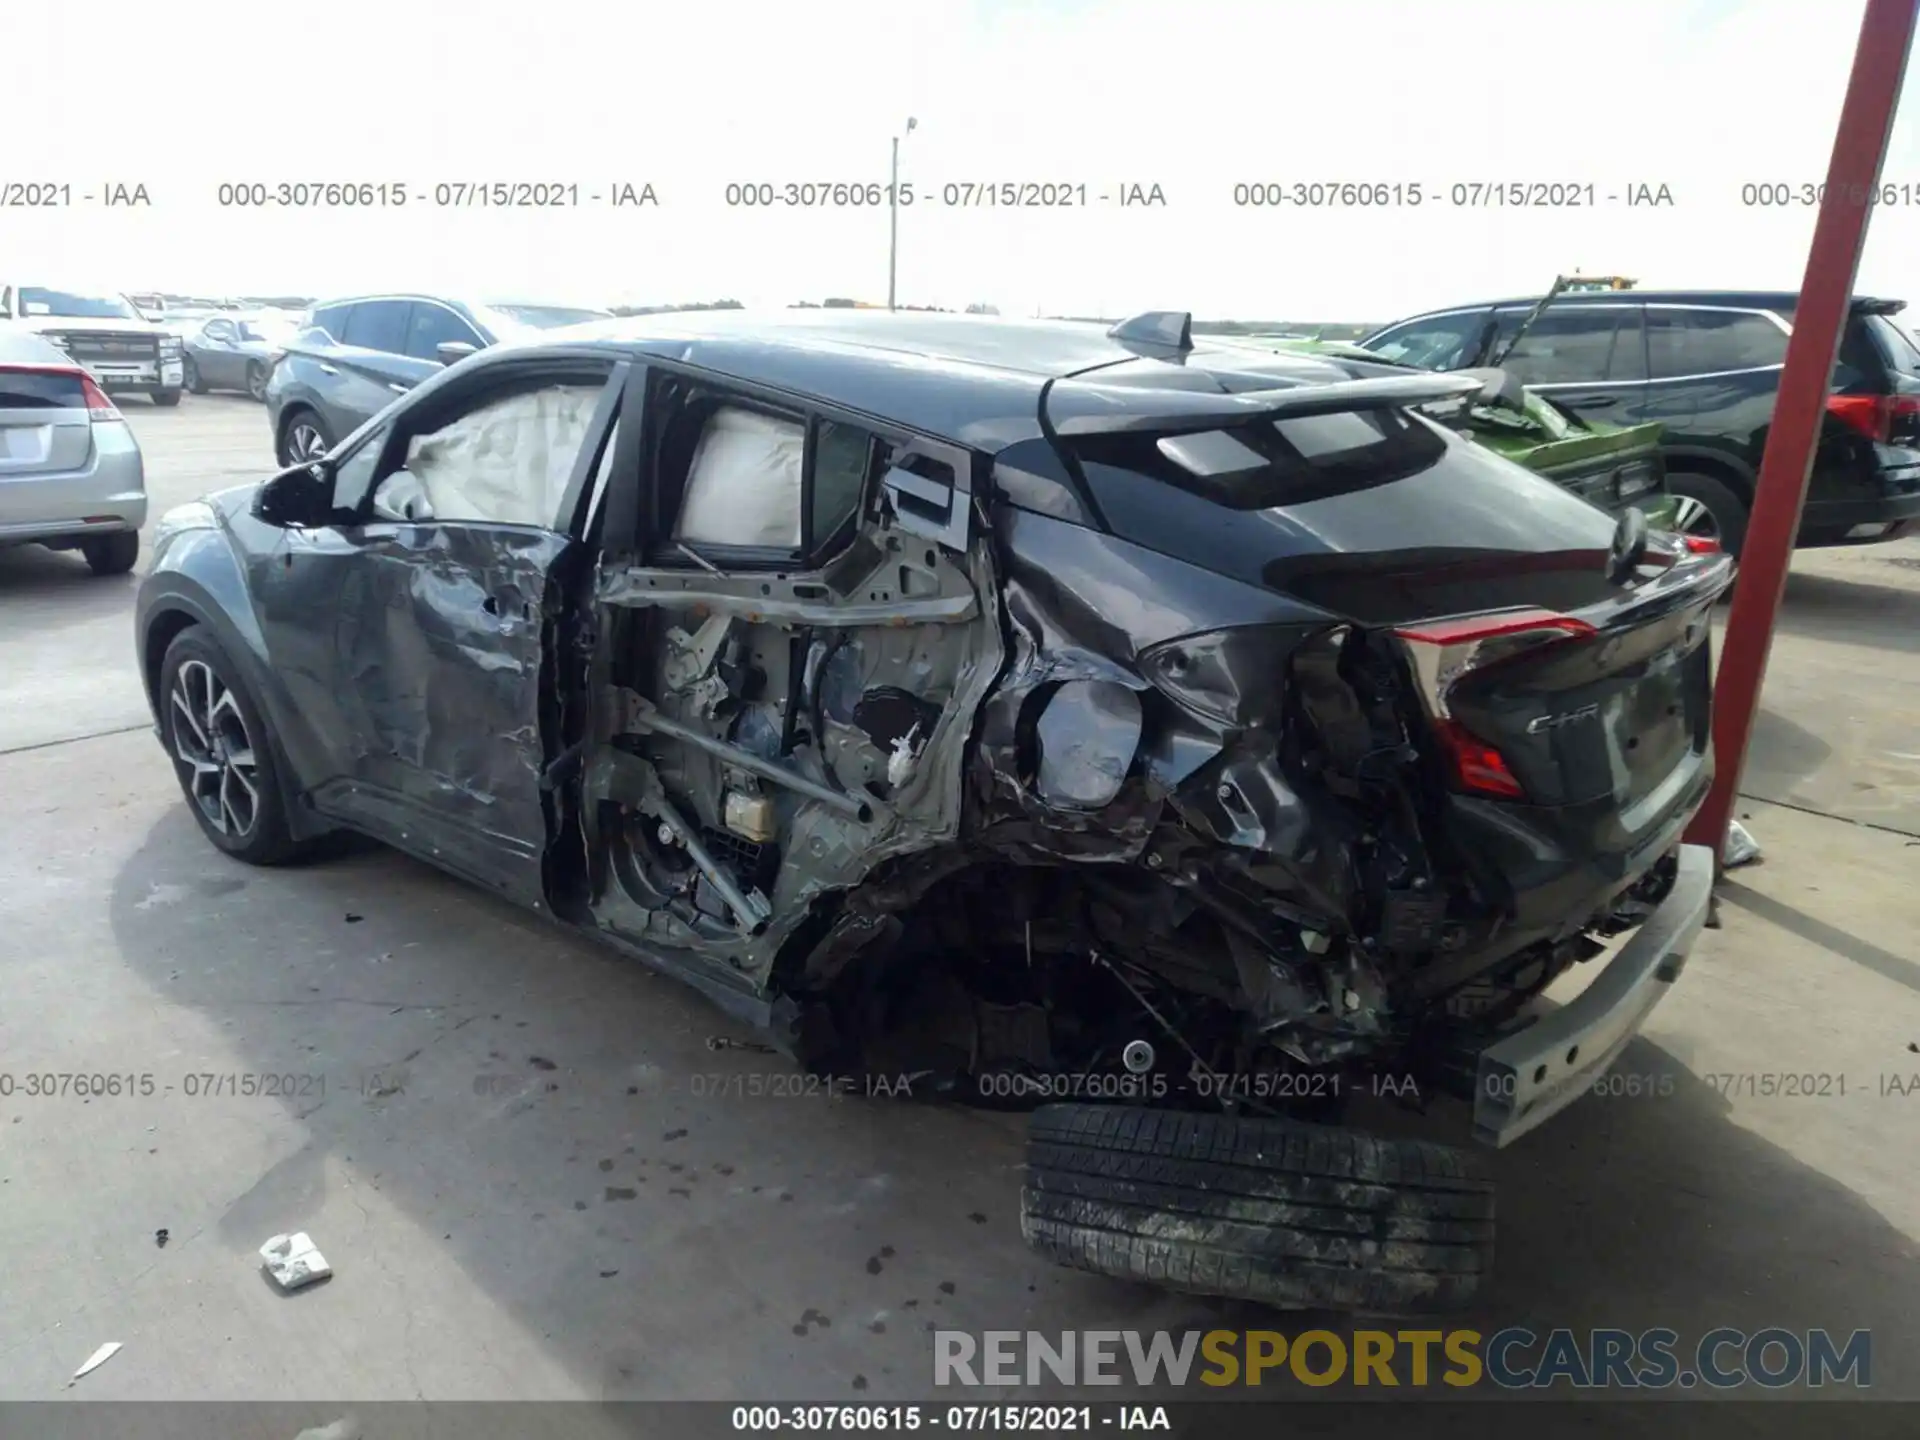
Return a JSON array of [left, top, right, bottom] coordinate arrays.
[[260, 1232, 332, 1291], [69, 1341, 122, 1385], [1724, 819, 1764, 868]]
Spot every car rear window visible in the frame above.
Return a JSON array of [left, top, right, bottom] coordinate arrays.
[[0, 368, 88, 409], [1072, 415, 1621, 623], [1076, 408, 1449, 510]]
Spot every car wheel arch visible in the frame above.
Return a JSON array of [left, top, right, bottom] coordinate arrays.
[[141, 596, 326, 842], [1660, 447, 1755, 504]]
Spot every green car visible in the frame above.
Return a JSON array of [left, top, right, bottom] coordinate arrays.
[[1227, 334, 1679, 528]]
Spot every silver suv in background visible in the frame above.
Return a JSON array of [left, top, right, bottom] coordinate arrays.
[[0, 284, 186, 406], [0, 328, 147, 574], [264, 293, 613, 463]]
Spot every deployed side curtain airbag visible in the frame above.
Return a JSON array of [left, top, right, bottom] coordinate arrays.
[[404, 384, 602, 527], [673, 406, 805, 549]]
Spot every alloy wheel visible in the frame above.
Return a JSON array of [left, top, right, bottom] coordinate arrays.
[[248, 365, 268, 401], [169, 659, 260, 838], [1669, 493, 1721, 542], [287, 421, 326, 462]]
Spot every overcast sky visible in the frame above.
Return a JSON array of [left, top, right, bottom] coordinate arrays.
[[7, 0, 1920, 321]]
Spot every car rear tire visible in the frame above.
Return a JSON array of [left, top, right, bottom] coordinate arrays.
[[246, 363, 269, 402], [278, 409, 333, 466], [152, 388, 182, 408], [1667, 472, 1749, 559], [158, 628, 308, 866], [182, 356, 206, 395], [1021, 1104, 1494, 1313], [81, 531, 140, 576]]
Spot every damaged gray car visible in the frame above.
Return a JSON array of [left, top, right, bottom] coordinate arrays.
[[135, 309, 1730, 1313]]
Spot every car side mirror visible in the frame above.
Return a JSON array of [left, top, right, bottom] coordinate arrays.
[[436, 341, 479, 367], [253, 459, 337, 528]]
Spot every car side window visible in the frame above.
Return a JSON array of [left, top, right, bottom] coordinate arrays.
[[205, 319, 237, 343], [403, 303, 483, 362], [673, 405, 806, 550], [341, 299, 411, 355], [1499, 308, 1634, 385], [368, 378, 609, 528], [1646, 309, 1789, 379], [651, 388, 888, 566], [1366, 312, 1488, 370], [811, 418, 878, 549], [330, 429, 391, 514], [309, 303, 353, 341]]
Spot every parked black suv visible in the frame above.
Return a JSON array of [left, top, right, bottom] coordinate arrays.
[[1363, 290, 1920, 557], [264, 293, 613, 465]]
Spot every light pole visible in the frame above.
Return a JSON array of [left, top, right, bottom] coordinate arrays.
[[888, 116, 917, 311]]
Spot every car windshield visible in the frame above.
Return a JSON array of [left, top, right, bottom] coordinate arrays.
[[239, 318, 294, 342], [17, 287, 144, 320], [482, 304, 612, 330]]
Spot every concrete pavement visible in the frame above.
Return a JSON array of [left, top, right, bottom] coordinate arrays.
[[0, 396, 1915, 1403]]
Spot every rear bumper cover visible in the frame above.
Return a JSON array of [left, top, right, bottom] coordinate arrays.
[[1470, 842, 1714, 1148], [1800, 485, 1920, 536]]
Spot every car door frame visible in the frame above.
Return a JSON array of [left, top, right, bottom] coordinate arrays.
[[575, 356, 994, 962], [335, 296, 437, 429], [301, 347, 630, 909]]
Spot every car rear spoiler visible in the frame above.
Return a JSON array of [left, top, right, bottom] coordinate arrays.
[[1851, 296, 1906, 316], [1044, 372, 1485, 438]]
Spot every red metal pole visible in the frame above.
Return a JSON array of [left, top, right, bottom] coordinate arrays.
[[1684, 0, 1920, 864]]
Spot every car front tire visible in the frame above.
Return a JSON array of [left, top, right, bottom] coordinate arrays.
[[152, 388, 183, 408], [1667, 471, 1750, 560], [278, 409, 333, 466], [158, 628, 308, 865], [247, 363, 269, 402], [182, 356, 206, 394], [81, 531, 140, 575]]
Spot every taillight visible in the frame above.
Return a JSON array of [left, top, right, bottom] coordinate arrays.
[[1393, 607, 1598, 803], [1826, 392, 1920, 442], [78, 372, 121, 422], [1392, 609, 1596, 648], [1432, 719, 1526, 799]]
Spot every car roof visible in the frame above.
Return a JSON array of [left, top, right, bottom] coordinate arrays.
[[1382, 290, 1905, 322], [504, 309, 1361, 449], [0, 324, 80, 366]]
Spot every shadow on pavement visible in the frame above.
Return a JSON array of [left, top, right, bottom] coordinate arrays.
[[107, 806, 1920, 1403], [1774, 568, 1920, 656]]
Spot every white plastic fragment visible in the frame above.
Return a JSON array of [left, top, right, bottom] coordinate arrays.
[[887, 724, 923, 787], [1723, 819, 1763, 868], [70, 1341, 122, 1384], [260, 1232, 332, 1291]]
